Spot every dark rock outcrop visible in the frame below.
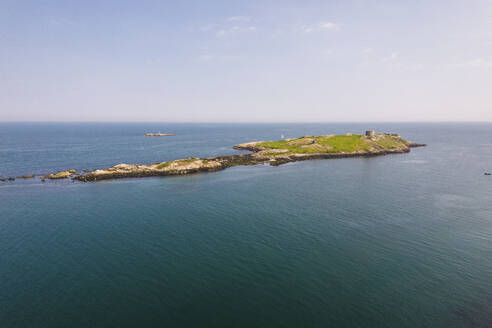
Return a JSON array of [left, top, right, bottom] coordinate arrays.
[[17, 174, 35, 179]]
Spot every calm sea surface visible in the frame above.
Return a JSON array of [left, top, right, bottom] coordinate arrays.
[[1, 123, 491, 327]]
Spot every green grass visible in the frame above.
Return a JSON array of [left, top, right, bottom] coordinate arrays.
[[156, 158, 199, 169], [156, 162, 171, 169], [315, 135, 372, 153], [258, 135, 371, 154], [372, 136, 404, 149], [256, 134, 406, 154]]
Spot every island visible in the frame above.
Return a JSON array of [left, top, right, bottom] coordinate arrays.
[[144, 132, 175, 136], [72, 131, 425, 182]]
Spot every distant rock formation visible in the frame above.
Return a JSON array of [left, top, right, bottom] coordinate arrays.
[[144, 132, 175, 136]]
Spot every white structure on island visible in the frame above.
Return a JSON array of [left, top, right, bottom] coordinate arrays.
[[365, 130, 375, 137]]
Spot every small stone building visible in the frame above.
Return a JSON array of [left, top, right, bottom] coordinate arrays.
[[365, 130, 375, 137]]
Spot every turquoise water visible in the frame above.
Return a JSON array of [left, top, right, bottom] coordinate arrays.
[[1, 123, 492, 327]]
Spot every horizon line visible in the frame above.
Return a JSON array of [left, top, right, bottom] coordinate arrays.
[[1, 120, 492, 124]]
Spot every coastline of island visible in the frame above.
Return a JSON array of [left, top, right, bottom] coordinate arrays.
[[73, 131, 425, 182], [1, 131, 426, 183]]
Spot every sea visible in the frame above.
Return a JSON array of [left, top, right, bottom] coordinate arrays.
[[1, 122, 491, 328]]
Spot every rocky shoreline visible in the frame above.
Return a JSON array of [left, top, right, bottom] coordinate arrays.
[[1, 133, 426, 183], [73, 144, 424, 182]]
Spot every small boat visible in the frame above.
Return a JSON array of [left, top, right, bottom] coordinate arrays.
[[144, 132, 175, 137], [485, 172, 491, 176]]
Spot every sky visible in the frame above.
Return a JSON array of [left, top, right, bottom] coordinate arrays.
[[1, 0, 492, 122]]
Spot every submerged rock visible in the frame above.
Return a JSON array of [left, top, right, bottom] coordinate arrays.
[[17, 174, 35, 179]]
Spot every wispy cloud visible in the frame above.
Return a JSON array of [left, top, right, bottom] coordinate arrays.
[[215, 25, 257, 37], [402, 63, 424, 71], [319, 22, 339, 30], [382, 51, 399, 62], [456, 58, 492, 68], [200, 24, 218, 32], [378, 51, 423, 71], [47, 17, 74, 26], [199, 16, 257, 37], [199, 18, 339, 38], [216, 26, 237, 37], [227, 16, 251, 22], [195, 54, 245, 63], [297, 21, 340, 33], [197, 54, 214, 62], [298, 26, 314, 33], [199, 17, 343, 41]]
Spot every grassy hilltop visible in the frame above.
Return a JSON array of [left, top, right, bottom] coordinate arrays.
[[235, 133, 413, 156]]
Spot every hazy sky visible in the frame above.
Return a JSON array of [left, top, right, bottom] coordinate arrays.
[[1, 0, 492, 122]]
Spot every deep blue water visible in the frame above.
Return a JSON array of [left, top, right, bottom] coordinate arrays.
[[1, 123, 492, 328]]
